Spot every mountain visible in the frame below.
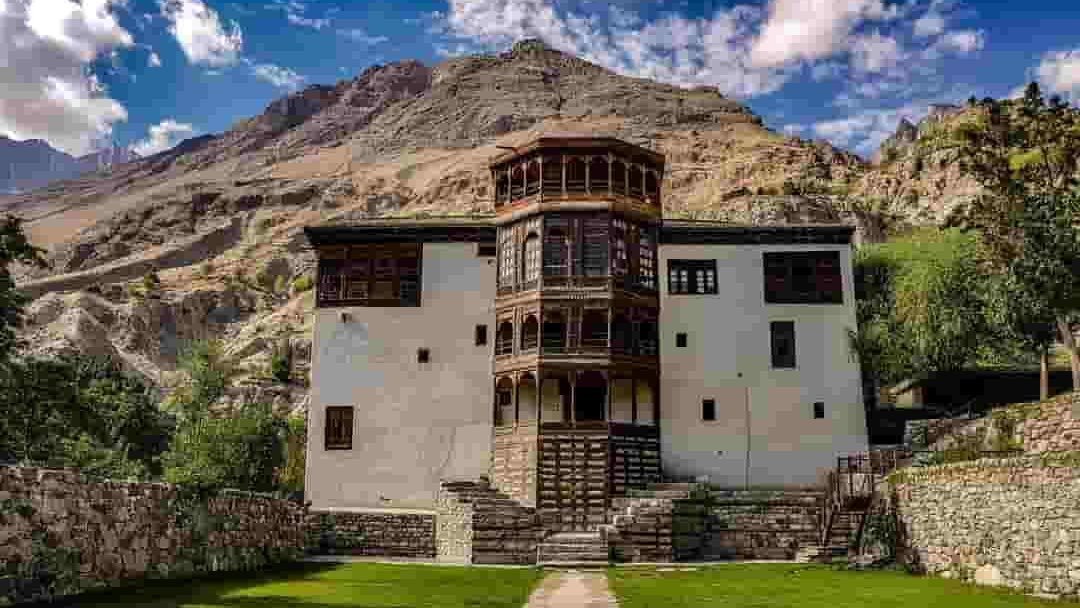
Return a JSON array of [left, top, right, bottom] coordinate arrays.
[[3, 40, 902, 407], [0, 136, 136, 194]]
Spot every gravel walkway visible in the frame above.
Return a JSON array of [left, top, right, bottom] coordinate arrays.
[[524, 570, 619, 608]]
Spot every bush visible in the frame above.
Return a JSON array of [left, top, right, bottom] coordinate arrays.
[[162, 401, 286, 493], [292, 275, 314, 293], [269, 342, 291, 384]]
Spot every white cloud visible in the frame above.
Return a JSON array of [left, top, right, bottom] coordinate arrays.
[[1036, 49, 1080, 101], [0, 0, 132, 156], [148, 50, 162, 67], [782, 123, 805, 136], [749, 0, 899, 69], [132, 119, 195, 156], [159, 0, 243, 67], [913, 12, 944, 38], [850, 31, 901, 73], [252, 63, 305, 90], [812, 100, 930, 154], [338, 28, 389, 45], [934, 30, 983, 55], [287, 13, 328, 29]]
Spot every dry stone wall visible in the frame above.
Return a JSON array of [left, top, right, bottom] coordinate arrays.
[[704, 490, 823, 560], [893, 455, 1080, 598], [0, 466, 305, 606], [305, 511, 435, 558]]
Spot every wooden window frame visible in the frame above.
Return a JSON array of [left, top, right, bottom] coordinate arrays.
[[667, 259, 717, 295], [316, 243, 422, 308], [763, 251, 844, 304], [324, 406, 354, 450], [770, 320, 797, 369]]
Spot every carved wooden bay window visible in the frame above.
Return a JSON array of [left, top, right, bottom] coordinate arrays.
[[583, 217, 609, 277], [317, 243, 421, 307]]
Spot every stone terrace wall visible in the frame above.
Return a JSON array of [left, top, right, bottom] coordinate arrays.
[[893, 455, 1080, 598], [305, 511, 436, 558], [0, 466, 305, 606], [908, 392, 1080, 453], [435, 480, 537, 565], [704, 489, 823, 560]]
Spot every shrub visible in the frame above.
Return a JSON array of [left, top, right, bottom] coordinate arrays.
[[292, 275, 314, 293]]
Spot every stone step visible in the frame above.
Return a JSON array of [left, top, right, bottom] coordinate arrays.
[[537, 532, 610, 566], [794, 545, 849, 564]]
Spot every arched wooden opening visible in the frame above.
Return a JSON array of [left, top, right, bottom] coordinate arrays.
[[645, 169, 660, 203], [525, 159, 541, 197], [521, 314, 539, 351], [589, 157, 610, 193], [580, 309, 608, 350], [542, 156, 562, 195], [518, 373, 538, 423], [543, 225, 569, 277], [636, 381, 656, 425], [611, 159, 627, 194], [496, 321, 514, 355], [542, 311, 565, 352], [566, 157, 586, 193], [611, 314, 632, 353], [629, 164, 644, 197], [522, 232, 540, 284], [495, 376, 515, 426], [510, 164, 525, 200], [636, 319, 658, 356], [574, 371, 607, 422]]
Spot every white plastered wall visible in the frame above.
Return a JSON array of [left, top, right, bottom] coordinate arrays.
[[659, 243, 868, 488], [305, 242, 496, 510]]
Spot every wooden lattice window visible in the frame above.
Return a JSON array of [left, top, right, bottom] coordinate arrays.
[[668, 259, 716, 295], [498, 229, 516, 288], [763, 251, 843, 304], [325, 406, 354, 450], [612, 218, 628, 276], [316, 243, 421, 307], [523, 232, 541, 283], [583, 217, 609, 277], [638, 228, 656, 289]]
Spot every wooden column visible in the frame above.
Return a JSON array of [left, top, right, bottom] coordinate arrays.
[[568, 373, 577, 424], [631, 376, 638, 424], [606, 373, 613, 421], [513, 373, 520, 426], [538, 157, 544, 198], [534, 367, 542, 423], [607, 155, 614, 195], [584, 155, 591, 194], [560, 155, 567, 197]]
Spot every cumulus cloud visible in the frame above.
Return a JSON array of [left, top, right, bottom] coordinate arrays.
[[252, 63, 305, 90], [812, 100, 936, 153], [148, 50, 162, 67], [749, 0, 899, 69], [0, 0, 132, 156], [1036, 49, 1080, 101], [436, 0, 983, 102], [850, 31, 902, 73], [132, 119, 195, 156], [159, 0, 243, 67]]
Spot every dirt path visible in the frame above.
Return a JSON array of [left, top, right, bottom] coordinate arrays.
[[524, 570, 619, 608]]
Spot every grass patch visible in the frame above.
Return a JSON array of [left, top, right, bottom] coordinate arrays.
[[50, 562, 543, 608], [609, 564, 1076, 608]]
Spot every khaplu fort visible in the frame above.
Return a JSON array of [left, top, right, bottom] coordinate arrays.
[[302, 135, 869, 564]]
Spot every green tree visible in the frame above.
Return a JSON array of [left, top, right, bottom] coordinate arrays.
[[0, 355, 172, 479], [160, 340, 289, 492], [0, 215, 47, 363], [852, 229, 997, 388], [924, 82, 1080, 387]]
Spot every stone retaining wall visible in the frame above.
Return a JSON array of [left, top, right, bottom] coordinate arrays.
[[0, 466, 305, 606], [907, 392, 1080, 454], [435, 480, 538, 565], [704, 490, 823, 560], [305, 510, 436, 558], [893, 455, 1080, 598]]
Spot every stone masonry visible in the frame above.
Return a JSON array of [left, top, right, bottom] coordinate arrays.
[[435, 480, 538, 565], [305, 510, 435, 558], [0, 466, 306, 606], [893, 455, 1080, 599]]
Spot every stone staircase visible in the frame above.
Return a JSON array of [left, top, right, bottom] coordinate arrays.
[[795, 506, 864, 563], [436, 480, 538, 565], [537, 531, 610, 567]]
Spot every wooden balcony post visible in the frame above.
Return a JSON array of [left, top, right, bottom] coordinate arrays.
[[569, 373, 577, 425], [513, 372, 520, 426], [560, 154, 567, 197], [631, 376, 637, 424]]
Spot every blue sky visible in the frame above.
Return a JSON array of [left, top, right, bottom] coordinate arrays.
[[3, 0, 1080, 159]]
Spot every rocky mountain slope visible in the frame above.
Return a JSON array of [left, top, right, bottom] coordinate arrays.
[[1, 40, 950, 407]]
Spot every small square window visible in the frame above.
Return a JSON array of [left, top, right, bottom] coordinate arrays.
[[702, 398, 716, 422], [770, 321, 796, 369], [475, 324, 488, 346], [676, 333, 688, 348], [418, 348, 430, 363], [813, 401, 825, 419]]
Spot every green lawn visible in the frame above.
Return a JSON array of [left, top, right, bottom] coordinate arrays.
[[609, 564, 1079, 608], [53, 562, 544, 608]]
